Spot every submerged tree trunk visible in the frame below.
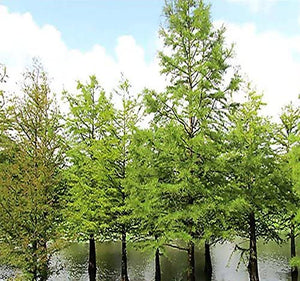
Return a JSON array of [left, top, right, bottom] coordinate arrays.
[[204, 239, 212, 279], [291, 221, 298, 281], [88, 234, 96, 281], [155, 247, 161, 281], [248, 212, 259, 281], [121, 226, 129, 281], [187, 241, 195, 281]]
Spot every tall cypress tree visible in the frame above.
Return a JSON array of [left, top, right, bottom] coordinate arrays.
[[143, 0, 240, 279], [0, 61, 65, 280], [63, 75, 115, 281], [64, 76, 139, 281], [127, 123, 184, 281], [224, 91, 290, 281], [107, 78, 140, 281], [276, 103, 300, 281]]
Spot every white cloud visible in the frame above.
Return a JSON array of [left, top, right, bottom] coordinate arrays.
[[226, 0, 280, 12], [0, 5, 165, 110], [0, 5, 299, 120], [217, 20, 300, 118]]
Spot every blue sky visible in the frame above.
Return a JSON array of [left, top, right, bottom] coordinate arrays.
[[1, 0, 164, 61], [0, 0, 299, 116], [1, 0, 300, 61]]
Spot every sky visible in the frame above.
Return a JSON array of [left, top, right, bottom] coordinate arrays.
[[0, 0, 299, 117]]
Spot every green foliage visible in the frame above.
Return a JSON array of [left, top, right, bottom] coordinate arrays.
[[286, 103, 300, 196], [277, 103, 299, 152], [155, 0, 241, 123], [225, 91, 287, 242], [276, 102, 300, 273], [290, 256, 300, 267], [291, 144, 300, 196], [127, 124, 182, 251], [135, 0, 242, 257], [104, 77, 141, 238], [275, 102, 300, 236], [63, 75, 115, 240], [0, 2, 298, 279], [63, 75, 140, 243], [0, 60, 65, 280]]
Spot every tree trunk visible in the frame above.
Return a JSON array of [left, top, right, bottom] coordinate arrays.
[[32, 240, 38, 281], [40, 241, 49, 281], [88, 234, 96, 281], [187, 241, 195, 281], [248, 212, 259, 281], [291, 221, 298, 281], [204, 239, 212, 278], [155, 247, 161, 281], [121, 226, 129, 281]]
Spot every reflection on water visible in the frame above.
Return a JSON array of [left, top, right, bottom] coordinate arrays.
[[48, 241, 296, 281], [0, 241, 297, 280], [212, 242, 292, 281]]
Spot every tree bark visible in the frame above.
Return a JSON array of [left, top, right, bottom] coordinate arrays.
[[121, 226, 129, 281], [40, 241, 49, 281], [32, 240, 38, 281], [204, 239, 212, 278], [187, 241, 195, 281], [155, 247, 161, 281], [291, 221, 298, 281], [88, 234, 96, 281], [248, 212, 259, 281]]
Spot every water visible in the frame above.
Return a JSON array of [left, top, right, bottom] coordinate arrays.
[[0, 241, 297, 281]]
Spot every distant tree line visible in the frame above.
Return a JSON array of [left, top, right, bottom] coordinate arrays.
[[0, 1, 299, 281]]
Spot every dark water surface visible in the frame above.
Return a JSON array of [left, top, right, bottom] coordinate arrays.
[[50, 241, 297, 281], [0, 241, 298, 280]]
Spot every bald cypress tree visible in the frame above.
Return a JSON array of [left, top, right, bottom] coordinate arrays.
[[224, 91, 292, 281], [0, 61, 65, 280], [63, 75, 115, 281], [143, 0, 240, 280], [64, 76, 139, 281], [276, 103, 300, 281], [104, 78, 140, 281]]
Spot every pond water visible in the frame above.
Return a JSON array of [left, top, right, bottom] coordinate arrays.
[[0, 240, 298, 281]]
